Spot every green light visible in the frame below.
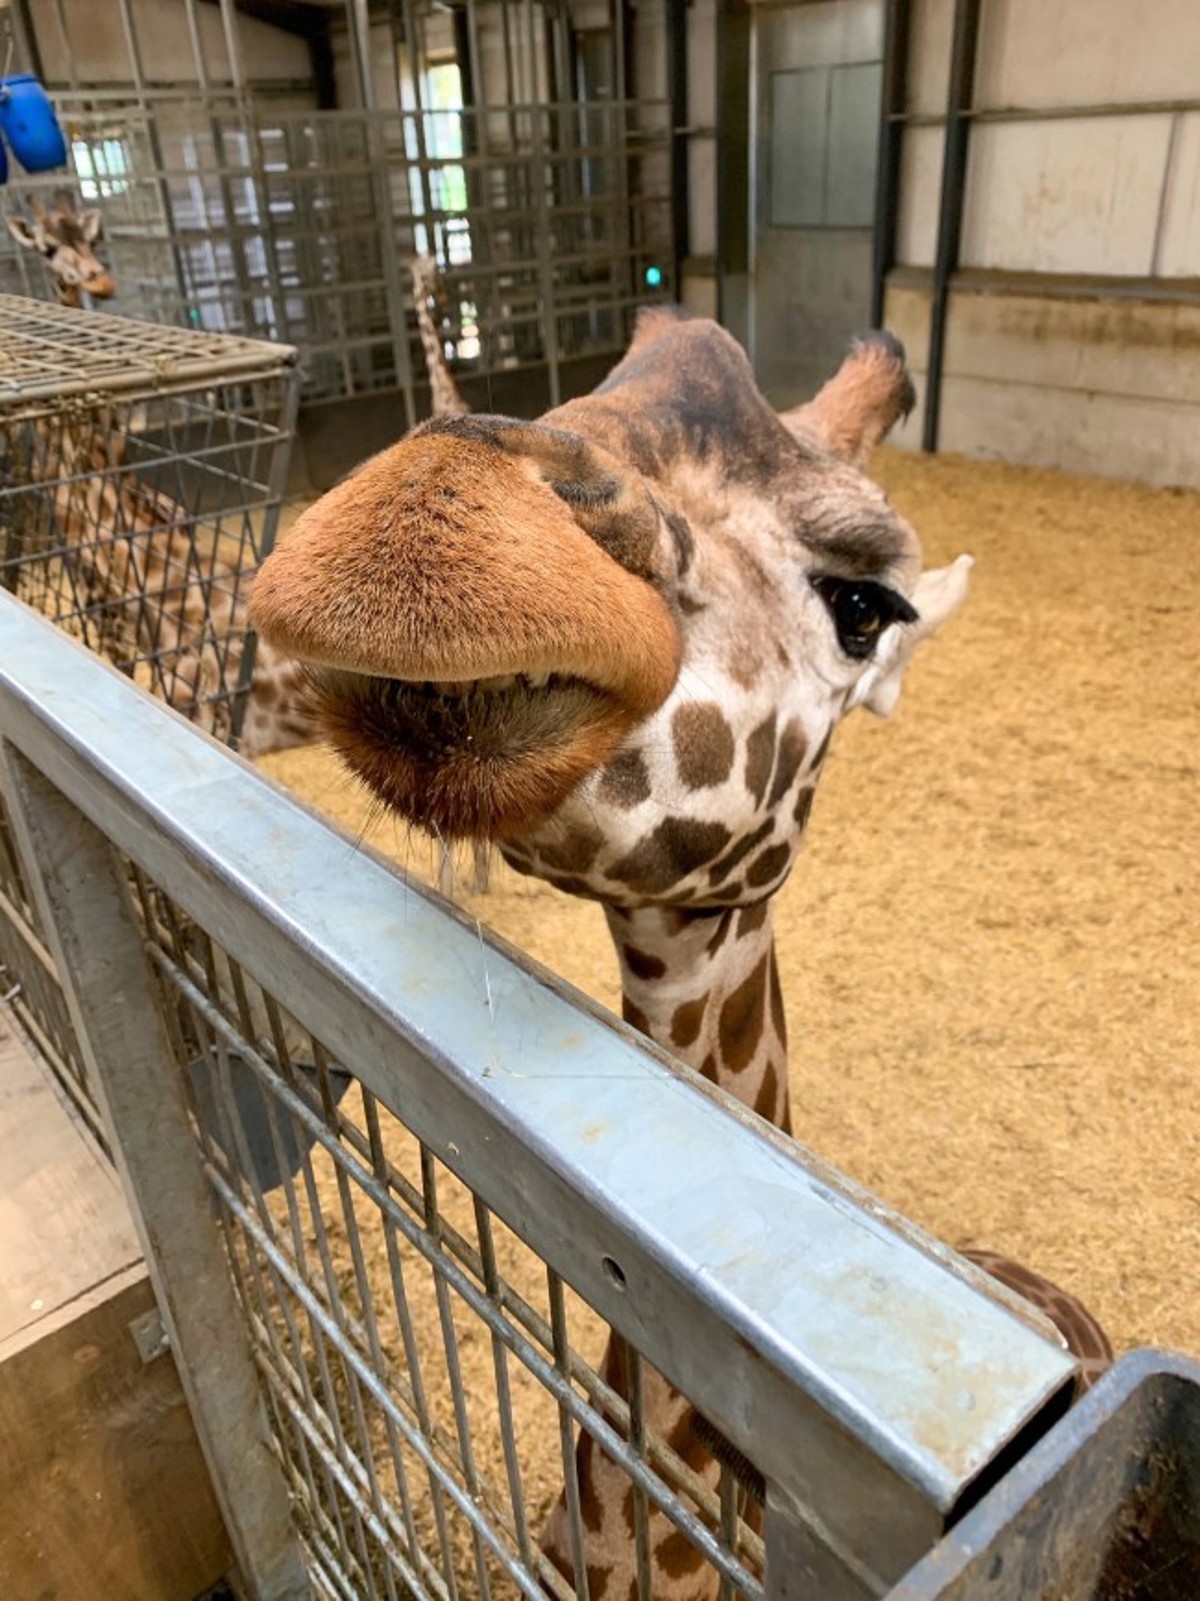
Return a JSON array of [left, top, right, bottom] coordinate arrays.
[[644, 265, 663, 289]]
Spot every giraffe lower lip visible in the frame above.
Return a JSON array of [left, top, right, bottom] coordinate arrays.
[[306, 665, 630, 838]]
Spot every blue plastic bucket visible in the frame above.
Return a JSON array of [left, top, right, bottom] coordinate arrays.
[[0, 76, 68, 173]]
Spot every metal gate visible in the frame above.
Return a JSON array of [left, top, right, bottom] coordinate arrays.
[[0, 593, 1078, 1601], [749, 0, 884, 407]]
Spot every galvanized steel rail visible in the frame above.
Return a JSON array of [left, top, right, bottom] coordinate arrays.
[[0, 594, 1077, 1600]]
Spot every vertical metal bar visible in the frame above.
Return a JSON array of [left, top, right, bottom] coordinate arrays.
[[8, 0, 44, 81], [219, 0, 288, 342], [666, 0, 690, 292], [115, 0, 191, 317], [1150, 109, 1182, 278], [715, 0, 751, 338], [0, 746, 310, 1601], [922, 0, 981, 452], [870, 0, 911, 329], [525, 0, 562, 406], [49, 0, 79, 90], [548, 1270, 590, 1601], [624, 1345, 653, 1601]]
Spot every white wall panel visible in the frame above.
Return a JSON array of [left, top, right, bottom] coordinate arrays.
[[1157, 113, 1200, 277], [896, 123, 944, 266], [905, 0, 954, 116], [962, 117, 1172, 276], [976, 0, 1200, 111]]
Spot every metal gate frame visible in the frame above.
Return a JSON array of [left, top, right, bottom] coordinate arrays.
[[0, 594, 1077, 1601]]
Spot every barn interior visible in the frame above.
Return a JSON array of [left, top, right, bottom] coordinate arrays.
[[0, 2, 1197, 1599]]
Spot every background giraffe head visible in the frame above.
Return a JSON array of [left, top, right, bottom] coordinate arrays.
[[252, 312, 971, 911], [6, 192, 117, 307]]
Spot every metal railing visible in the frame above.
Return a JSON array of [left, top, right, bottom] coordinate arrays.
[[1, 94, 673, 413], [0, 595, 1078, 1601]]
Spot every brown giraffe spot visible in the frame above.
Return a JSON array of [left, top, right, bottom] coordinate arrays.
[[621, 1485, 637, 1536], [718, 955, 769, 1074], [793, 786, 815, 829], [578, 1431, 604, 1533], [766, 718, 808, 808], [678, 592, 706, 616], [699, 1051, 719, 1083], [623, 945, 666, 982], [671, 702, 736, 789], [754, 1059, 780, 1118], [608, 817, 732, 896], [744, 713, 777, 806], [537, 823, 603, 874], [745, 841, 792, 889], [253, 677, 280, 706], [544, 872, 603, 899], [707, 883, 745, 903], [622, 997, 652, 1035], [598, 748, 651, 808], [707, 818, 772, 886], [706, 912, 735, 956], [738, 901, 770, 938], [769, 951, 787, 1045], [655, 1528, 705, 1581], [776, 643, 792, 668], [670, 996, 707, 1048], [586, 1564, 612, 1600]]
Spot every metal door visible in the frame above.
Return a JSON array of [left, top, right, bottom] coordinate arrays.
[[749, 0, 883, 406]]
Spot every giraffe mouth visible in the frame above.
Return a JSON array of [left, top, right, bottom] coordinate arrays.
[[309, 665, 632, 839]]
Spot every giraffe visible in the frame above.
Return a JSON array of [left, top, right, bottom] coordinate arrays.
[[3, 198, 315, 758], [409, 252, 492, 895], [249, 310, 1112, 1597], [4, 191, 116, 308]]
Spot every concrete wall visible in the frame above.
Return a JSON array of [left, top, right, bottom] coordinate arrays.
[[37, 0, 311, 86], [888, 0, 1200, 486]]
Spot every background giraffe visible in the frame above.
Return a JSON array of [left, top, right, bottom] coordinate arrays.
[[4, 198, 314, 757], [252, 311, 1112, 1598]]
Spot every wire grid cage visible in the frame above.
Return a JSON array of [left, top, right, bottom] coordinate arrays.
[[0, 789, 100, 1155], [127, 860, 765, 1601], [0, 295, 299, 749]]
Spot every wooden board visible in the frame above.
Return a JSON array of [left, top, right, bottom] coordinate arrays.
[[0, 1007, 233, 1600]]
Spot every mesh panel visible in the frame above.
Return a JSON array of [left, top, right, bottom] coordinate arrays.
[[129, 865, 765, 1601]]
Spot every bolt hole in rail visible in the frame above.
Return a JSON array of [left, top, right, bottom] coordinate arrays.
[[0, 593, 1086, 1601]]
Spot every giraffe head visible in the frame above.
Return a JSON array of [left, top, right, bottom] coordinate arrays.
[[6, 192, 117, 308], [251, 312, 971, 907]]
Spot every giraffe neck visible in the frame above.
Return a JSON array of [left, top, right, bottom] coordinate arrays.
[[412, 269, 469, 418], [607, 901, 790, 1128], [541, 898, 786, 1600]]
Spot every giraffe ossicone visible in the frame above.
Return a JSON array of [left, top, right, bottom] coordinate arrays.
[[251, 310, 1109, 1597]]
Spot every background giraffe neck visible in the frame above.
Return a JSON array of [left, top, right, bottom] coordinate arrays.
[[410, 261, 469, 418]]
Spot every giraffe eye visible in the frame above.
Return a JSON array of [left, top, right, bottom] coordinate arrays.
[[811, 574, 917, 660]]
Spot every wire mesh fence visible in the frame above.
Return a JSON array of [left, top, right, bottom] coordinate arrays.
[[0, 91, 671, 410], [132, 864, 765, 1601], [0, 295, 298, 747], [0, 597, 1080, 1601], [0, 294, 298, 1142]]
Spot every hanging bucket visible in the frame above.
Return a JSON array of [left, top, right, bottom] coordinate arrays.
[[0, 76, 68, 173]]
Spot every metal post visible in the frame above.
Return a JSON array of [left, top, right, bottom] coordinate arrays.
[[715, 0, 751, 342], [666, 0, 690, 295], [352, 0, 418, 426], [525, 0, 562, 406], [922, 0, 981, 452], [870, 0, 911, 330], [0, 744, 310, 1601], [8, 0, 44, 81]]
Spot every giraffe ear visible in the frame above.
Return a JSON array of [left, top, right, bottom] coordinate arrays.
[[781, 331, 916, 466], [80, 209, 104, 244], [6, 216, 39, 250], [849, 554, 974, 717]]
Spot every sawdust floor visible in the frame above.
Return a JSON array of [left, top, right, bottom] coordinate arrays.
[[259, 448, 1198, 1562]]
